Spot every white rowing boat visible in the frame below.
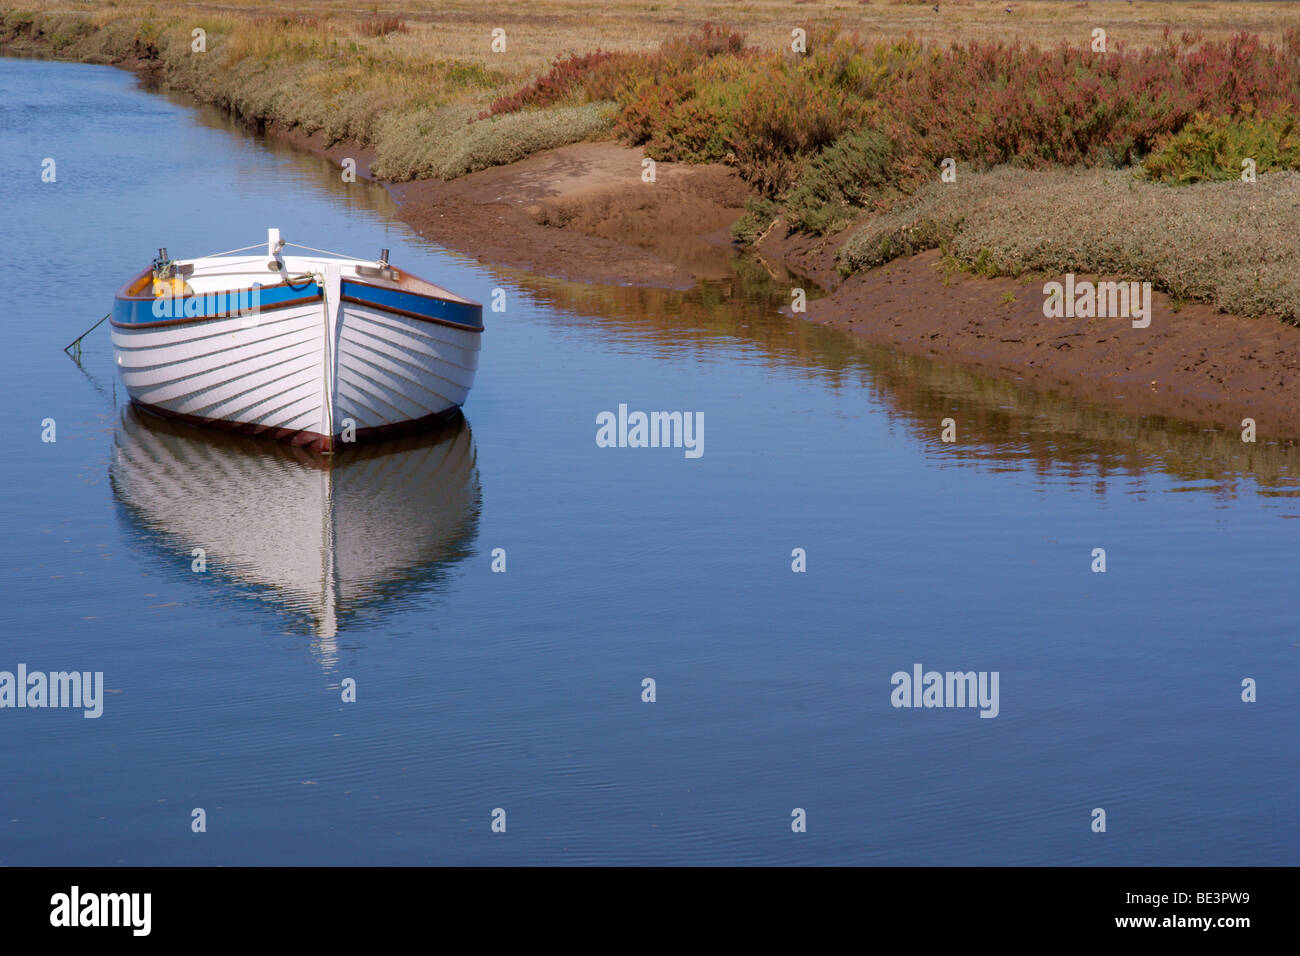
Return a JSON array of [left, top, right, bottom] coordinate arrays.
[[111, 229, 483, 452]]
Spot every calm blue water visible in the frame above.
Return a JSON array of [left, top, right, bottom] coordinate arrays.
[[1, 57, 1297, 866]]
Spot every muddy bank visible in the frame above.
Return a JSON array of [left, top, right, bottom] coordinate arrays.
[[797, 249, 1300, 439], [268, 132, 749, 289], [52, 46, 746, 288], [389, 142, 749, 289]]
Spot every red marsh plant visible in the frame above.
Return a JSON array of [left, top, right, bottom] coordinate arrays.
[[793, 27, 1300, 232], [481, 23, 752, 120], [880, 29, 1300, 173], [485, 22, 1300, 228], [480, 51, 632, 118], [723, 64, 872, 193]]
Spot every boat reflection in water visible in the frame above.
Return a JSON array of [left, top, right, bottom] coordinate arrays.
[[110, 403, 481, 662]]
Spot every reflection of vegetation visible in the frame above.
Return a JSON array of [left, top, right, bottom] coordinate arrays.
[[500, 259, 1300, 499], [866, 349, 1300, 496], [170, 94, 399, 215]]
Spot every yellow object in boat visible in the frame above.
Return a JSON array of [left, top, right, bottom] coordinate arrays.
[[152, 276, 189, 297]]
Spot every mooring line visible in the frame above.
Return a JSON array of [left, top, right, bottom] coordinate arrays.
[[63, 312, 110, 361]]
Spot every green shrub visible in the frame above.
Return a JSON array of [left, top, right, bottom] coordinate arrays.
[[730, 196, 779, 245], [446, 102, 616, 178], [783, 127, 899, 234], [1141, 109, 1300, 183], [373, 102, 617, 182]]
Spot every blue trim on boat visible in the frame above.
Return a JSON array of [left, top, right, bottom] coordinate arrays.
[[113, 278, 322, 327], [341, 280, 483, 331], [109, 263, 483, 332]]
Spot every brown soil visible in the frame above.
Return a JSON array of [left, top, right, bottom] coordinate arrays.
[[754, 218, 849, 290], [388, 142, 750, 289], [797, 249, 1300, 438]]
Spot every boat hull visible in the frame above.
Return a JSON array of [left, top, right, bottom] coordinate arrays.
[[111, 260, 482, 452]]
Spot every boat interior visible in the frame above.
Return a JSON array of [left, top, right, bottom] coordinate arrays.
[[120, 253, 476, 306]]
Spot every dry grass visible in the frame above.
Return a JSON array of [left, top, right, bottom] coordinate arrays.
[[19, 1, 1300, 58], [372, 101, 617, 180], [356, 15, 408, 39], [837, 165, 1300, 319]]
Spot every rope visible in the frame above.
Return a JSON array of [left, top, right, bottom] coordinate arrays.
[[282, 240, 368, 261], [64, 312, 110, 356], [283, 272, 321, 292], [194, 241, 267, 259], [191, 238, 369, 263]]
